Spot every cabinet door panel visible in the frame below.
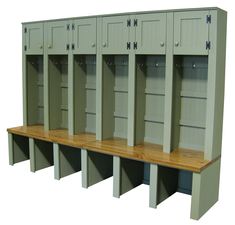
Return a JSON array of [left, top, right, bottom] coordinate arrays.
[[73, 18, 96, 54], [24, 23, 43, 54], [174, 11, 209, 55], [102, 16, 130, 54], [46, 21, 70, 54], [135, 13, 167, 54]]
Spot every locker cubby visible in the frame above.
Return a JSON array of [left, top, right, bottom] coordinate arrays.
[[172, 55, 208, 151], [74, 55, 96, 134], [102, 55, 129, 139], [26, 55, 44, 125], [135, 55, 165, 145], [48, 55, 68, 129]]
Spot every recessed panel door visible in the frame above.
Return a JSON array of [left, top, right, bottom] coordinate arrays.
[[24, 23, 44, 54], [174, 11, 210, 55], [72, 18, 97, 54], [135, 13, 167, 54], [102, 15, 130, 54], [46, 21, 70, 54]]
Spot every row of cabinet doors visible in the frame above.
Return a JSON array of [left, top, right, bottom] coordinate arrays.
[[23, 10, 212, 55]]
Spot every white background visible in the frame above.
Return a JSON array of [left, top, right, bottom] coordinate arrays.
[[0, 0, 234, 224]]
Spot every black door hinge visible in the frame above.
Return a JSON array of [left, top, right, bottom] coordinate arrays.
[[72, 43, 75, 50], [67, 24, 70, 30], [134, 19, 138, 26], [206, 41, 211, 50], [72, 24, 75, 30], [206, 15, 211, 23], [127, 42, 131, 49], [133, 42, 137, 49], [24, 45, 27, 51], [66, 44, 70, 50], [24, 27, 27, 33], [127, 19, 131, 27]]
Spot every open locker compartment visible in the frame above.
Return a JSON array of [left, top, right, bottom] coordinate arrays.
[[102, 55, 129, 140], [172, 55, 208, 152], [48, 55, 68, 130], [26, 55, 44, 125], [74, 55, 96, 134], [135, 55, 166, 145]]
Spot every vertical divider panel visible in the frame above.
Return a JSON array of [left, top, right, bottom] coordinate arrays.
[[22, 25, 27, 126], [163, 12, 174, 153], [96, 17, 102, 140]]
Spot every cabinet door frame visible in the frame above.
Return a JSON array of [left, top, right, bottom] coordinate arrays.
[[46, 20, 71, 55], [24, 23, 44, 55], [72, 18, 97, 54], [173, 11, 210, 55], [135, 13, 167, 54], [102, 15, 130, 54]]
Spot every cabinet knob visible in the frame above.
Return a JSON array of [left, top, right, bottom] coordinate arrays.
[[91, 43, 96, 47], [39, 45, 43, 49], [175, 41, 179, 47], [48, 45, 52, 49], [102, 42, 106, 47], [160, 42, 164, 47]]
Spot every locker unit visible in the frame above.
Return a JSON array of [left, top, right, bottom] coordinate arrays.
[[8, 7, 227, 220]]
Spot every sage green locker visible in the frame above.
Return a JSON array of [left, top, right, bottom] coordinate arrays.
[[173, 11, 210, 55], [101, 15, 130, 54], [23, 23, 44, 126], [46, 20, 70, 54], [72, 18, 97, 54], [135, 13, 167, 54], [23, 23, 44, 55]]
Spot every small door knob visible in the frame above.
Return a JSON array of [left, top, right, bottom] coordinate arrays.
[[175, 41, 179, 47], [48, 45, 52, 49], [91, 43, 96, 47], [39, 45, 43, 49], [160, 42, 164, 47], [102, 42, 106, 47]]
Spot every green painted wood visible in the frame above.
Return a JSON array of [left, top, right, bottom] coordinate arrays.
[[205, 9, 227, 160], [101, 15, 130, 54], [173, 10, 209, 55], [149, 164, 178, 208], [46, 20, 70, 54], [53, 143, 60, 179], [163, 12, 174, 153], [29, 138, 36, 172], [8, 133, 14, 165], [135, 13, 166, 54], [81, 149, 88, 188], [9, 134, 29, 165], [24, 23, 44, 55], [72, 18, 97, 54], [68, 52, 74, 135], [113, 156, 121, 198], [191, 159, 221, 220]]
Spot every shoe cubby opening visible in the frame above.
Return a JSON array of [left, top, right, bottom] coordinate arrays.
[[102, 55, 128, 139], [172, 55, 208, 151], [48, 55, 68, 130], [26, 55, 44, 125], [135, 55, 166, 145], [74, 55, 96, 134]]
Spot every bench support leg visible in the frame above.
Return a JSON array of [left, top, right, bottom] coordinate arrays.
[[191, 159, 221, 220], [82, 149, 112, 188], [113, 156, 144, 198], [54, 144, 81, 180], [149, 164, 178, 208], [29, 138, 53, 172], [8, 133, 29, 165]]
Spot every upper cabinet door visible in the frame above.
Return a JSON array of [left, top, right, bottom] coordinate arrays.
[[72, 18, 97, 54], [46, 21, 70, 54], [102, 16, 130, 54], [24, 23, 44, 54], [174, 11, 210, 55], [135, 13, 167, 54]]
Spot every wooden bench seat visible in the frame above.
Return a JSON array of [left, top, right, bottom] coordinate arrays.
[[7, 125, 218, 173]]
